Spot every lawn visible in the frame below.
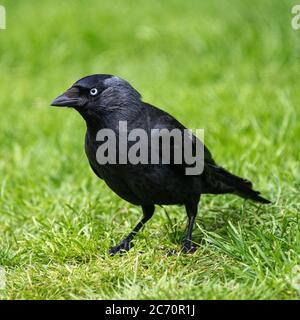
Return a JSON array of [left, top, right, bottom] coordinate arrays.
[[0, 0, 300, 299]]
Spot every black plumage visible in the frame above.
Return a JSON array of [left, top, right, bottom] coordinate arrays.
[[51, 74, 270, 254]]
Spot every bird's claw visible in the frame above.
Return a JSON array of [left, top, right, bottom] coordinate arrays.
[[181, 244, 197, 254], [165, 249, 178, 256], [165, 245, 197, 256], [109, 240, 132, 255]]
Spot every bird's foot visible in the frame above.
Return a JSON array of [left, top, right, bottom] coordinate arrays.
[[109, 239, 132, 255], [181, 243, 197, 254], [165, 249, 178, 256], [165, 244, 197, 256]]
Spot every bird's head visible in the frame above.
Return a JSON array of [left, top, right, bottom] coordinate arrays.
[[51, 74, 141, 114]]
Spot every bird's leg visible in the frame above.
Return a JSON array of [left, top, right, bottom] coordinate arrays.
[[182, 200, 199, 254], [109, 205, 155, 255]]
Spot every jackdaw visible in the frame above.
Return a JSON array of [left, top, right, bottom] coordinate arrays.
[[51, 74, 270, 254]]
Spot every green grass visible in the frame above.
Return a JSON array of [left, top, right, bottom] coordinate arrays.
[[0, 0, 300, 299]]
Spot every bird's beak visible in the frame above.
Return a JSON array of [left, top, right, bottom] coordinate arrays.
[[51, 87, 81, 107]]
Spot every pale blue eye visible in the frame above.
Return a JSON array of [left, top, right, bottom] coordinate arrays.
[[90, 88, 98, 96]]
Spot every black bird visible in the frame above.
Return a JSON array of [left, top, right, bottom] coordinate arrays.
[[51, 74, 270, 254]]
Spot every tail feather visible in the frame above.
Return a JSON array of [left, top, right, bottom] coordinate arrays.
[[211, 166, 271, 204]]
